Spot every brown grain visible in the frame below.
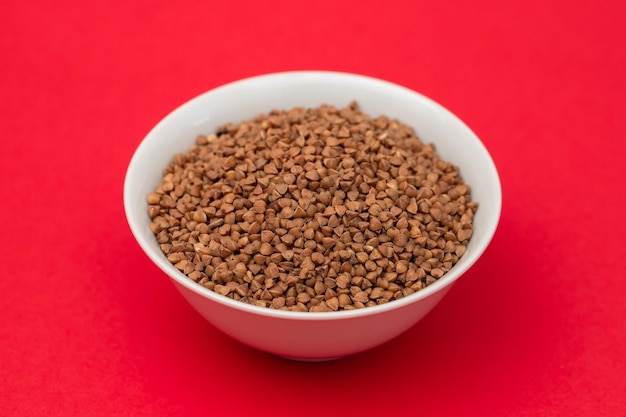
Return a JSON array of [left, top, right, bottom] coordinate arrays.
[[148, 102, 477, 312]]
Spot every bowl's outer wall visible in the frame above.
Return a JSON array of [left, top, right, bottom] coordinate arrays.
[[173, 280, 451, 359]]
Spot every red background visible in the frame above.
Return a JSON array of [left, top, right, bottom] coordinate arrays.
[[2, 1, 625, 416]]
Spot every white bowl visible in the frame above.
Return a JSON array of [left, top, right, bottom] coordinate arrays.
[[124, 71, 502, 360]]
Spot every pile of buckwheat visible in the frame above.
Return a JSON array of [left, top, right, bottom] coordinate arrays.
[[147, 102, 477, 312]]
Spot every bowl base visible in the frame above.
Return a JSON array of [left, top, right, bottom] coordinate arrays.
[[281, 356, 342, 362]]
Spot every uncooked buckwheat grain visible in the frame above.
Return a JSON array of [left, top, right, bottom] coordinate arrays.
[[148, 102, 477, 312]]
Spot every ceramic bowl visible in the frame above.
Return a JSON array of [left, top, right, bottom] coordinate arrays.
[[124, 71, 501, 360]]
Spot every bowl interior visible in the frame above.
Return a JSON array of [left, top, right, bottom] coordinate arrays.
[[124, 71, 501, 317]]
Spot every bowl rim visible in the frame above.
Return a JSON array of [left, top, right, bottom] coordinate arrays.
[[124, 70, 502, 321]]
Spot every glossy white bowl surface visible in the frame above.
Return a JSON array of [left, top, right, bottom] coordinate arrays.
[[124, 71, 502, 359]]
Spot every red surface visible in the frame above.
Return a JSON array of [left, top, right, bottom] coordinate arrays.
[[2, 1, 625, 415]]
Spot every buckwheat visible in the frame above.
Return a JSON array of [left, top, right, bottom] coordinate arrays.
[[148, 102, 477, 312]]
